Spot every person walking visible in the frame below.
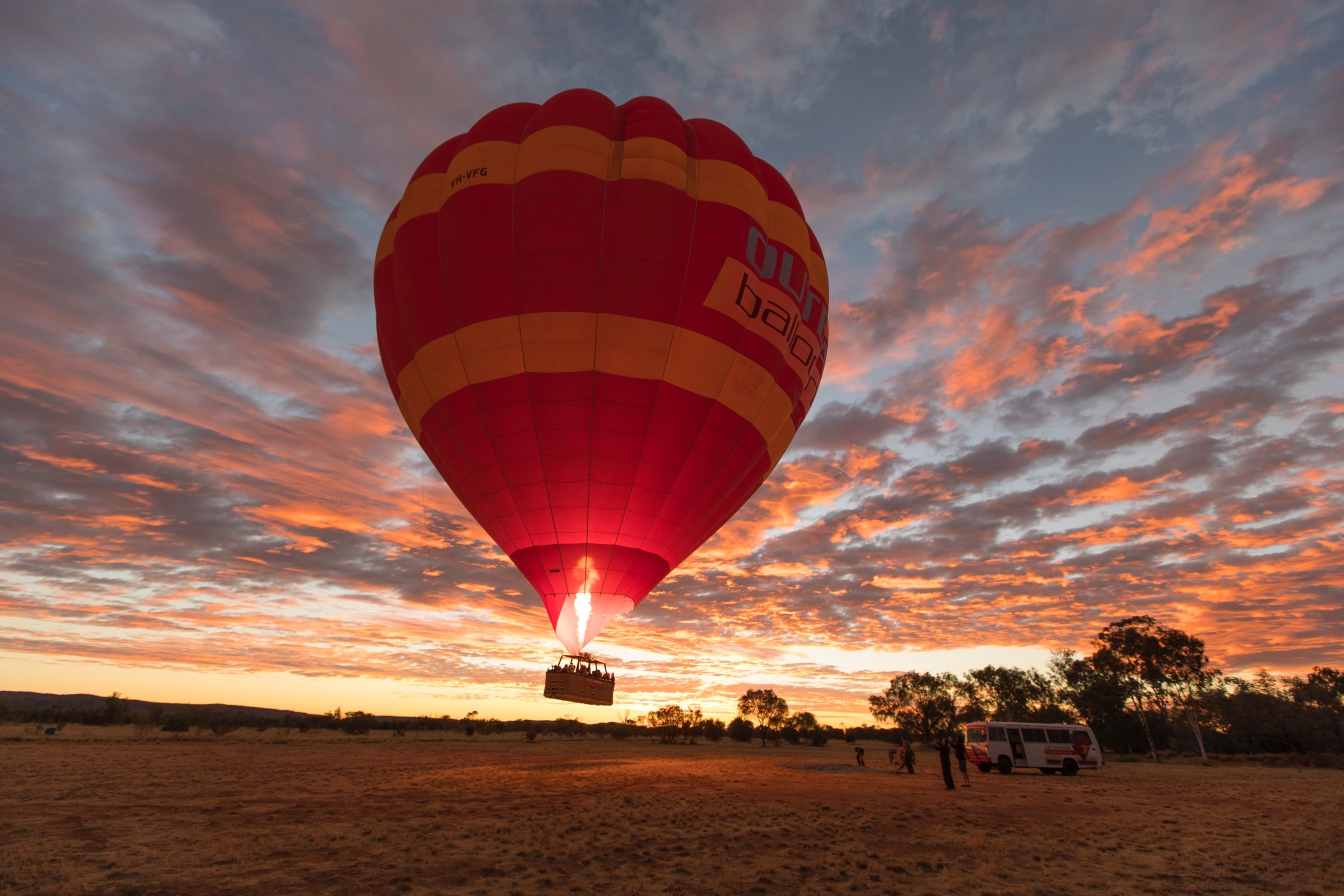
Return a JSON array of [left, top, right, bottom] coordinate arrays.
[[899, 737, 916, 775], [936, 736, 955, 790], [954, 733, 971, 787]]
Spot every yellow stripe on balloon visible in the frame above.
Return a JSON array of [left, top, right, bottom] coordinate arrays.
[[396, 312, 800, 467]]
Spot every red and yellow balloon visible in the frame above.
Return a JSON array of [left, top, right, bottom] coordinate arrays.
[[375, 90, 829, 654]]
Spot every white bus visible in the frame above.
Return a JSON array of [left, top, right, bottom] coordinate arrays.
[[964, 722, 1103, 775]]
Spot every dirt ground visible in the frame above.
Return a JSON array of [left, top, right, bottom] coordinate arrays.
[[2, 725, 1341, 896]]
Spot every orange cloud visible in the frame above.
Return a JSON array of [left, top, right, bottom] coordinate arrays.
[[1125, 142, 1333, 275]]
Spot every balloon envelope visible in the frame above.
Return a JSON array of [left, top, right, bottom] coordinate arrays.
[[375, 90, 829, 653]]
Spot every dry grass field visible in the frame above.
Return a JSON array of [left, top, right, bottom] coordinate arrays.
[[2, 725, 1341, 896]]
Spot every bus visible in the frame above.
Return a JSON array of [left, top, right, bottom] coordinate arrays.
[[964, 722, 1103, 775]]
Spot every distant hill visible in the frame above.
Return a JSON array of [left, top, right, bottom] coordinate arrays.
[[0, 691, 323, 719]]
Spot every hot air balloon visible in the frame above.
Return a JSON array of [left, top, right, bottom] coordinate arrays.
[[375, 90, 829, 700]]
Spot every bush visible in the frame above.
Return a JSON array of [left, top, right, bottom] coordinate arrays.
[[341, 711, 375, 735], [209, 719, 242, 737], [810, 730, 829, 747], [525, 730, 538, 742], [726, 717, 754, 742], [702, 719, 726, 742], [464, 725, 475, 737]]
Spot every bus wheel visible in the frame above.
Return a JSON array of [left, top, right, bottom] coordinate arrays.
[[996, 756, 1013, 775], [977, 762, 992, 774], [1062, 760, 1079, 776], [1042, 768, 1058, 775]]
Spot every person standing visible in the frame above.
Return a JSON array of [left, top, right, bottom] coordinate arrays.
[[954, 733, 971, 787], [899, 737, 916, 775], [936, 736, 955, 790]]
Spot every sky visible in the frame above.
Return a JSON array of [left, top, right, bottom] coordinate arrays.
[[2, 1, 1343, 725]]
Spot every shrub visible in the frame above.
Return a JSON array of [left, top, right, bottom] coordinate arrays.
[[209, 716, 243, 737], [526, 730, 538, 742], [342, 711, 375, 735], [726, 717, 754, 742], [810, 730, 829, 747]]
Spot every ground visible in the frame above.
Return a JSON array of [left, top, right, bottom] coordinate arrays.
[[1, 725, 1341, 895]]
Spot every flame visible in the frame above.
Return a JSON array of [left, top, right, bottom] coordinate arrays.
[[573, 555, 600, 648], [575, 590, 592, 645]]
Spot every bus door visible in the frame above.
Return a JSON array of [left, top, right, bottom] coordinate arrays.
[[1007, 728, 1027, 766]]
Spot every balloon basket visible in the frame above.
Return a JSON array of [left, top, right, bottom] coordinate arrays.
[[543, 655, 615, 706]]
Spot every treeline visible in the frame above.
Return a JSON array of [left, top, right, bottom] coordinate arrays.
[[0, 696, 634, 739], [868, 616, 1344, 757], [3, 691, 869, 746]]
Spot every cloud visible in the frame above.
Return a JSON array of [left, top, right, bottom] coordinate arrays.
[[643, 0, 904, 119], [1123, 138, 1335, 276], [929, 0, 1341, 164]]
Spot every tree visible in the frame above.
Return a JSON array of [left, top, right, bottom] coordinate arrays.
[[104, 692, 131, 726], [962, 666, 1059, 722], [789, 711, 819, 733], [1092, 616, 1168, 761], [647, 705, 705, 744], [682, 705, 704, 744], [1049, 650, 1133, 750], [868, 671, 960, 741], [1157, 627, 1220, 764], [647, 705, 686, 743], [738, 690, 789, 747]]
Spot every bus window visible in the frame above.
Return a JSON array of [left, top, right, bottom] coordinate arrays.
[[967, 728, 987, 743], [989, 726, 1006, 741], [1047, 729, 1067, 744], [1024, 728, 1045, 743]]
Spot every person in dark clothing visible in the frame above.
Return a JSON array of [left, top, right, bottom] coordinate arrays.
[[954, 734, 971, 787], [899, 737, 916, 774], [854, 746, 866, 766], [936, 737, 955, 790]]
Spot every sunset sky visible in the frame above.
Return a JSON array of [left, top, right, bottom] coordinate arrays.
[[3, 1, 1343, 725]]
